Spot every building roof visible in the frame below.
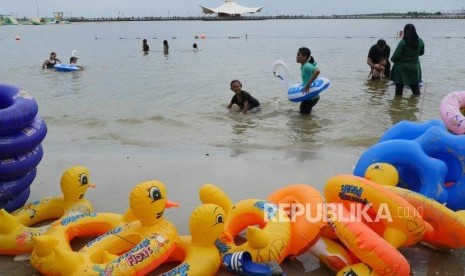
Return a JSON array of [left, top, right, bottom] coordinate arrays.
[[200, 0, 264, 16]]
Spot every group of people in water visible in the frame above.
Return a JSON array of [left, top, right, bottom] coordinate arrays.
[[41, 50, 82, 69], [229, 23, 425, 116], [42, 23, 424, 117], [142, 38, 198, 55], [367, 23, 424, 96]]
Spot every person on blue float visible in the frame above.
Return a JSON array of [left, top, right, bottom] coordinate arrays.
[[227, 80, 260, 115], [296, 47, 320, 115], [42, 52, 61, 69], [69, 56, 83, 70], [390, 23, 425, 96], [367, 39, 391, 79]]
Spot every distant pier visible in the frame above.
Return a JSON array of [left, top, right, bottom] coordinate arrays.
[[67, 13, 465, 23]]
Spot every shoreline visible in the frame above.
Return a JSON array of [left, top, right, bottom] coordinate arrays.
[[1, 145, 465, 274]]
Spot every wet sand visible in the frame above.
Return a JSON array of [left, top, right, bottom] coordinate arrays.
[[1, 146, 464, 275]]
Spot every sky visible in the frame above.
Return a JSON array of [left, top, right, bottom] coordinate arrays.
[[1, 0, 464, 18]]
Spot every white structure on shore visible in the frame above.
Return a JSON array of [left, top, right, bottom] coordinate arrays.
[[200, 0, 265, 17]]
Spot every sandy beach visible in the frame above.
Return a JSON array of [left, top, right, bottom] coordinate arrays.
[[1, 145, 465, 275]]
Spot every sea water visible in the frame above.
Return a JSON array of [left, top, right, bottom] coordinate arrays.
[[1, 19, 465, 155], [2, 18, 465, 275]]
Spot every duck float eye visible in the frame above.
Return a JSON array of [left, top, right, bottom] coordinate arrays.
[[79, 174, 89, 186], [215, 214, 224, 225], [373, 163, 383, 170], [149, 186, 162, 202]]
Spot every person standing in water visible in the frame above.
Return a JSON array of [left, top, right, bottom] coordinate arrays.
[[163, 40, 169, 55], [390, 23, 425, 96], [42, 52, 61, 69], [296, 47, 321, 115], [142, 39, 150, 53]]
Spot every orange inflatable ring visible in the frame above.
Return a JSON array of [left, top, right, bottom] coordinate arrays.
[[29, 180, 178, 276], [199, 183, 291, 263], [267, 184, 326, 257], [324, 174, 425, 248], [308, 236, 354, 272], [384, 185, 465, 250], [328, 205, 411, 276], [0, 166, 94, 255]]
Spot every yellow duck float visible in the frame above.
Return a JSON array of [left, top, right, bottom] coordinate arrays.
[[30, 180, 178, 276], [0, 165, 95, 255], [365, 162, 465, 250], [159, 203, 225, 276], [199, 183, 291, 264]]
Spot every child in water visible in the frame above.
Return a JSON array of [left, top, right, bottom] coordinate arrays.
[[369, 57, 387, 79], [227, 80, 260, 114]]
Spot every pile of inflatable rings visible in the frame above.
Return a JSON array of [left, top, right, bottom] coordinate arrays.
[[0, 83, 47, 212]]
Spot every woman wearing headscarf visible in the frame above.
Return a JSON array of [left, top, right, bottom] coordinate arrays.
[[390, 24, 425, 96]]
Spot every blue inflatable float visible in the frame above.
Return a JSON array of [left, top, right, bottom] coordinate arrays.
[[355, 119, 465, 210], [54, 64, 80, 72]]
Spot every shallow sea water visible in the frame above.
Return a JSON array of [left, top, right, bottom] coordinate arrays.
[[1, 19, 465, 275]]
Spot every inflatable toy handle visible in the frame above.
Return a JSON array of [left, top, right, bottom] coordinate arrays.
[[71, 49, 79, 58], [273, 60, 291, 89]]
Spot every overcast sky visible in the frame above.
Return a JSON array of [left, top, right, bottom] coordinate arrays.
[[2, 0, 464, 18]]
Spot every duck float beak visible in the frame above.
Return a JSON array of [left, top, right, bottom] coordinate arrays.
[[221, 231, 234, 243], [88, 182, 96, 188], [165, 199, 179, 209]]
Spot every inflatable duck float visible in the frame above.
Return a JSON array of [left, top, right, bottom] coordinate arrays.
[[160, 203, 225, 276], [0, 165, 95, 255], [365, 162, 465, 250], [30, 180, 178, 276], [199, 183, 292, 264]]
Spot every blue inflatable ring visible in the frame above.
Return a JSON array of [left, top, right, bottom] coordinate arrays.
[[353, 139, 448, 203], [0, 116, 47, 159], [0, 145, 43, 181], [287, 77, 330, 102], [0, 84, 38, 136], [0, 168, 36, 202], [54, 64, 80, 72], [0, 186, 31, 213], [379, 119, 445, 142]]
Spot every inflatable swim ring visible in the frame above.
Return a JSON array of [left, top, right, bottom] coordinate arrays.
[[160, 203, 225, 276], [328, 205, 411, 276], [0, 84, 38, 136], [379, 119, 445, 142], [0, 166, 94, 255], [272, 60, 330, 102], [54, 64, 80, 72], [267, 184, 326, 257], [353, 139, 448, 204], [439, 91, 465, 134], [325, 174, 425, 248], [384, 185, 465, 250], [30, 210, 137, 275], [0, 145, 43, 181], [413, 126, 465, 210], [37, 180, 178, 275], [0, 167, 36, 203], [199, 183, 291, 263], [0, 116, 47, 159], [1, 186, 31, 213], [308, 236, 354, 272]]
